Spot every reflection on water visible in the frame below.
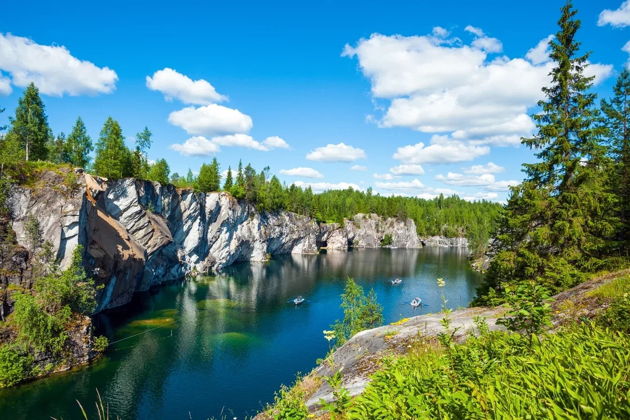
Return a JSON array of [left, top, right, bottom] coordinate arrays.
[[0, 248, 480, 420]]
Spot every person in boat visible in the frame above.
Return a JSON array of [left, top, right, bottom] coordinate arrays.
[[391, 278, 402, 285], [293, 296, 305, 305], [410, 297, 422, 307]]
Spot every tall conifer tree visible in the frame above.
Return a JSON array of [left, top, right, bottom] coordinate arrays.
[[7, 83, 50, 161], [482, 1, 615, 297], [601, 70, 630, 255], [93, 117, 131, 179], [66, 117, 93, 168]]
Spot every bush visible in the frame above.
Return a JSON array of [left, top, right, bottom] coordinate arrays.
[[380, 234, 393, 247], [0, 345, 33, 388], [348, 324, 630, 419], [271, 383, 309, 420], [496, 282, 552, 339], [331, 278, 383, 347]]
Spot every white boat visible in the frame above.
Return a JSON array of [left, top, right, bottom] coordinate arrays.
[[410, 297, 422, 308], [293, 296, 305, 305], [391, 278, 402, 285]]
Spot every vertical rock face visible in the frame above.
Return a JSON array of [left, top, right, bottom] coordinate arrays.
[[5, 172, 465, 312]]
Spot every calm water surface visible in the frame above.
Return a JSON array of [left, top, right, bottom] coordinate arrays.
[[0, 248, 481, 419]]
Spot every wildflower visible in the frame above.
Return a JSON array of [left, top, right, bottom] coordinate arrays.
[[323, 330, 336, 342], [437, 278, 446, 288]]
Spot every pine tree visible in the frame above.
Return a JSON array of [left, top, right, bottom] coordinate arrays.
[[146, 159, 170, 185], [186, 169, 194, 184], [223, 167, 234, 191], [47, 132, 70, 164], [93, 117, 132, 179], [6, 83, 51, 161], [196, 159, 220, 192], [66, 117, 92, 168], [602, 69, 630, 255], [481, 1, 615, 298]]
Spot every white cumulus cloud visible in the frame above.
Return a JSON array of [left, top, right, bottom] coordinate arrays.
[[306, 142, 366, 162], [390, 164, 425, 175], [168, 104, 253, 136], [599, 1, 630, 27], [0, 33, 117, 96], [263, 135, 289, 149], [211, 133, 267, 150], [146, 68, 226, 104], [343, 31, 612, 150], [393, 135, 489, 164], [373, 173, 397, 180], [436, 171, 518, 191], [0, 74, 11, 95], [350, 165, 368, 171], [170, 136, 220, 156], [464, 162, 504, 174], [526, 35, 554, 65], [375, 178, 424, 190], [280, 167, 324, 178]]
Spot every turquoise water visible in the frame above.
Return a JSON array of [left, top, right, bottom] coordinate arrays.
[[0, 248, 481, 419]]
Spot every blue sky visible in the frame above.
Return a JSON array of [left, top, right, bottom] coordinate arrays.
[[1, 0, 629, 201]]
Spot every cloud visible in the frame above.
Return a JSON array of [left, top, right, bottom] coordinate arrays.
[[292, 181, 361, 192], [373, 173, 397, 180], [0, 33, 117, 96], [211, 133, 267, 150], [343, 31, 612, 148], [375, 178, 424, 190], [526, 35, 554, 65], [623, 41, 630, 69], [168, 104, 253, 136], [170, 136, 220, 156], [306, 142, 366, 162], [280, 167, 324, 178], [464, 162, 504, 174], [0, 74, 11, 95], [170, 133, 288, 155], [146, 68, 226, 104], [432, 26, 449, 38], [599, 1, 630, 27], [393, 135, 489, 164], [263, 135, 289, 149], [350, 165, 367, 171], [436, 171, 518, 191], [390, 164, 425, 175], [436, 172, 496, 186]]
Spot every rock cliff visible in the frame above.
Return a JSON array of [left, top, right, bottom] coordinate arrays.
[[5, 171, 452, 311]]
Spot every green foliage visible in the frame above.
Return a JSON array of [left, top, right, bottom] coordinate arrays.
[[496, 282, 552, 338], [196, 158, 221, 192], [331, 278, 383, 347], [480, 2, 619, 301], [0, 246, 98, 387], [602, 69, 630, 255], [223, 167, 234, 191], [320, 370, 351, 418], [146, 158, 170, 185], [66, 117, 93, 168], [271, 383, 310, 420], [348, 324, 629, 419], [93, 336, 109, 353], [0, 345, 33, 388], [380, 234, 393, 247], [6, 83, 51, 161], [93, 117, 132, 179]]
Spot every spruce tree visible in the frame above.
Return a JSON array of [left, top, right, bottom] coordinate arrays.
[[601, 70, 630, 255], [93, 117, 131, 179], [47, 132, 70, 164], [6, 83, 51, 161], [481, 1, 615, 298], [223, 167, 234, 191], [196, 159, 220, 192], [186, 169, 194, 184], [66, 117, 92, 168]]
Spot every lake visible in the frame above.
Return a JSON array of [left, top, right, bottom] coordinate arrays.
[[0, 248, 482, 419]]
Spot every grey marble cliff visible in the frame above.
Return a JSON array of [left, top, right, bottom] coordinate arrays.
[[6, 172, 459, 311]]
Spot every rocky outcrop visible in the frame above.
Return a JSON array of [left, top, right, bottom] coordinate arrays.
[[6, 171, 467, 312], [420, 235, 469, 248]]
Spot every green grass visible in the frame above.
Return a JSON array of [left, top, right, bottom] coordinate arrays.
[[588, 274, 630, 299]]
